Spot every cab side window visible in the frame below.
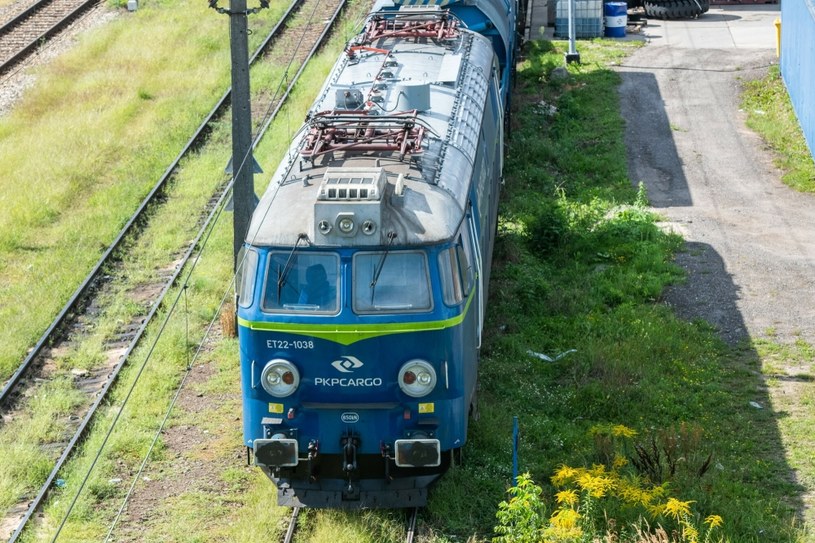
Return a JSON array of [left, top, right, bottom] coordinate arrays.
[[439, 232, 474, 306], [237, 248, 258, 309]]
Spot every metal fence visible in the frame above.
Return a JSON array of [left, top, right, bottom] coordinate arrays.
[[780, 0, 815, 160]]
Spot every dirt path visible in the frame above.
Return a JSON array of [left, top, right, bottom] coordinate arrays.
[[619, 43, 815, 346], [618, 17, 815, 529]]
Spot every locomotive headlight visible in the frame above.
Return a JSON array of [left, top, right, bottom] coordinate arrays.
[[398, 360, 436, 398], [260, 359, 300, 397], [338, 217, 355, 233]]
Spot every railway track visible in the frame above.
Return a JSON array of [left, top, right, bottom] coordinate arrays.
[[406, 507, 419, 543], [0, 0, 100, 74], [0, 0, 346, 538], [278, 507, 420, 543]]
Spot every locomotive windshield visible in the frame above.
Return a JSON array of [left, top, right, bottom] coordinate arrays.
[[262, 252, 339, 313], [352, 251, 432, 313]]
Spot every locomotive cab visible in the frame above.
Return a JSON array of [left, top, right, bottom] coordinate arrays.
[[237, 227, 481, 507]]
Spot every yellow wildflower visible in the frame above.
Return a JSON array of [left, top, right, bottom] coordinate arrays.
[[550, 507, 581, 530], [555, 489, 579, 507], [683, 524, 699, 543], [663, 497, 695, 521], [648, 502, 666, 518], [704, 514, 724, 529], [612, 454, 628, 469], [576, 472, 614, 498], [650, 483, 669, 501], [612, 424, 638, 438], [617, 480, 640, 504], [551, 465, 579, 487]]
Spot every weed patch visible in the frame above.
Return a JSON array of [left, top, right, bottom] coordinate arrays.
[[741, 66, 815, 192], [427, 40, 808, 543]]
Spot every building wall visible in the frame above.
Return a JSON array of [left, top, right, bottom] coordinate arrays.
[[780, 0, 815, 160]]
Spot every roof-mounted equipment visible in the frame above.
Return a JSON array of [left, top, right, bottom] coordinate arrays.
[[355, 10, 460, 46], [314, 168, 390, 246], [300, 110, 426, 161]]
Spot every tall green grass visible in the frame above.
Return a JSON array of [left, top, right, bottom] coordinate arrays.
[[421, 40, 807, 542], [742, 66, 815, 192], [0, 0, 285, 381]]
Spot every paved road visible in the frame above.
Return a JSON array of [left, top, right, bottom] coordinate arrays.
[[618, 5, 815, 345]]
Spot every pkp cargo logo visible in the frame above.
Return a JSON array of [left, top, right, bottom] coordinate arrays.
[[341, 412, 360, 423], [332, 355, 363, 373]]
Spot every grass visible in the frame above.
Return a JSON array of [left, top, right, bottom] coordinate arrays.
[[741, 65, 815, 192], [0, 0, 286, 382], [3, 18, 814, 543], [0, 0, 300, 530], [754, 336, 815, 530], [3, 0, 373, 540], [421, 39, 809, 542]]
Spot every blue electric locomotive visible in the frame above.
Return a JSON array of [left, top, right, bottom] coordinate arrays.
[[236, 0, 517, 508]]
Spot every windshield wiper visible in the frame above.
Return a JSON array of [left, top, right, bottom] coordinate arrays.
[[277, 234, 308, 301], [370, 231, 397, 303]]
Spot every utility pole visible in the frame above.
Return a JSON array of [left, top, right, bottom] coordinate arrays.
[[229, 0, 256, 270], [565, 0, 581, 64], [210, 0, 266, 270]]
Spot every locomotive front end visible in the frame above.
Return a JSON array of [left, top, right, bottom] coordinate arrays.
[[237, 231, 479, 507]]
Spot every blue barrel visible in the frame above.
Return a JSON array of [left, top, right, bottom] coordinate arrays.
[[604, 2, 627, 38]]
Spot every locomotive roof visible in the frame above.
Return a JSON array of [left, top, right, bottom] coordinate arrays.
[[246, 11, 497, 249]]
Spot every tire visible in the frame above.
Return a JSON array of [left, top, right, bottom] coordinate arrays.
[[643, 0, 709, 19]]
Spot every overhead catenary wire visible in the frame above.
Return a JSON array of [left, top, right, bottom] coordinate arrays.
[[100, 181, 237, 543], [5, 2, 354, 541], [45, 151, 248, 543], [80, 1, 348, 540]]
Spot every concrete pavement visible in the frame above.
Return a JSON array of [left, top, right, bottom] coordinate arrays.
[[527, 1, 781, 51], [641, 5, 780, 49]]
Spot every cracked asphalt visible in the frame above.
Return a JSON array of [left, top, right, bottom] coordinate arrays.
[[617, 5, 815, 346]]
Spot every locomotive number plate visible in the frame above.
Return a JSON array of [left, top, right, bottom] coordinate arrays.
[[266, 339, 315, 350]]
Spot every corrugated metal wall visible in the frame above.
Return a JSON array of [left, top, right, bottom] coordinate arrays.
[[780, 0, 815, 159]]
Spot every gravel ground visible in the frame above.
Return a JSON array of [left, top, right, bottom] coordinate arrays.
[[618, 24, 815, 525], [0, 1, 119, 118], [619, 46, 815, 346]]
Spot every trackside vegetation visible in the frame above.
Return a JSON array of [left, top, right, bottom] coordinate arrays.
[[1, 8, 813, 543], [741, 66, 815, 192], [425, 39, 810, 542], [0, 0, 285, 383], [0, 0, 289, 523]]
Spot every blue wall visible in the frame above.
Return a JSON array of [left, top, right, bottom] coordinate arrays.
[[780, 0, 815, 160]]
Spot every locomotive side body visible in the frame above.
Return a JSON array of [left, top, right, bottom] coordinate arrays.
[[236, 0, 516, 508]]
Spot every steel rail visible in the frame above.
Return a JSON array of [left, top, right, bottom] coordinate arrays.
[[0, 0, 302, 409], [0, 0, 54, 37], [406, 507, 418, 543], [282, 507, 300, 543], [6, 182, 223, 543], [254, 0, 347, 142], [0, 0, 101, 74], [4, 0, 348, 538]]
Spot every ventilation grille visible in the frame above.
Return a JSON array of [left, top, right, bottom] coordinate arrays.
[[317, 168, 387, 202]]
